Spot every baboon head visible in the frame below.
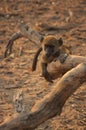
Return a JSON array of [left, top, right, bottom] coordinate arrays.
[[41, 35, 63, 58]]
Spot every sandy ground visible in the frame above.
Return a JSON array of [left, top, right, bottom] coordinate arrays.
[[0, 0, 86, 129]]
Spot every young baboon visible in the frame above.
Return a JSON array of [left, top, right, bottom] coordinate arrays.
[[32, 35, 71, 83]]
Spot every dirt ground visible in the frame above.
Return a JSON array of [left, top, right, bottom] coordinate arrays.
[[0, 0, 86, 130]]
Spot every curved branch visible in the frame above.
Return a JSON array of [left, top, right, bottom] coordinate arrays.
[[4, 24, 43, 58], [4, 32, 23, 58]]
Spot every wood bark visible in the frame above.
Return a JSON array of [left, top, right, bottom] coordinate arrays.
[[0, 61, 86, 130], [4, 24, 43, 57], [48, 54, 86, 79], [4, 32, 23, 58]]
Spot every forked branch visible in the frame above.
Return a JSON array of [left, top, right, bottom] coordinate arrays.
[[4, 24, 43, 58]]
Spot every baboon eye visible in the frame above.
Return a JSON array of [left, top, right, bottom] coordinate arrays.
[[45, 45, 54, 50]]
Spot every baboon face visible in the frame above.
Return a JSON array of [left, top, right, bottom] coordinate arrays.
[[44, 44, 55, 57], [42, 36, 63, 58]]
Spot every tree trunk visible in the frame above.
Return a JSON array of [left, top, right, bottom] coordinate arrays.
[[0, 62, 86, 130]]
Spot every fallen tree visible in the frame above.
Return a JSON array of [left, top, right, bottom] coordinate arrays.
[[0, 61, 86, 130]]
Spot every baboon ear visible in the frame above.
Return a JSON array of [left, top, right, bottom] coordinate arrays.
[[58, 38, 63, 46]]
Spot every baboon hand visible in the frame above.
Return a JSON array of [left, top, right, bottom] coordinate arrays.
[[42, 71, 53, 83]]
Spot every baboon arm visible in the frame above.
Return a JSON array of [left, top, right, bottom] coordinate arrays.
[[0, 63, 86, 130], [42, 63, 53, 83], [32, 47, 42, 71]]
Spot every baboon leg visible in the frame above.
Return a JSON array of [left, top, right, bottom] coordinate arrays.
[[4, 32, 23, 58], [42, 63, 53, 83], [32, 47, 42, 71]]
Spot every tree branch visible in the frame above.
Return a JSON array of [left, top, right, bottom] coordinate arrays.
[[4, 24, 43, 58], [0, 62, 86, 130], [48, 55, 86, 79], [4, 32, 23, 58]]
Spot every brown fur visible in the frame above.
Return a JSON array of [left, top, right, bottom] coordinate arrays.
[[32, 35, 71, 82]]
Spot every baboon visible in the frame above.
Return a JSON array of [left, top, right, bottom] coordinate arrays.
[[32, 35, 71, 83]]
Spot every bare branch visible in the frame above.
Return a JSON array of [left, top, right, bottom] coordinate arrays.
[[0, 61, 86, 130], [4, 32, 23, 58], [19, 24, 43, 44], [4, 24, 43, 58]]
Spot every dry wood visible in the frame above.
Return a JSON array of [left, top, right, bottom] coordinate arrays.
[[19, 24, 43, 43], [4, 32, 23, 58], [0, 60, 86, 130], [48, 54, 86, 79], [4, 24, 43, 58]]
